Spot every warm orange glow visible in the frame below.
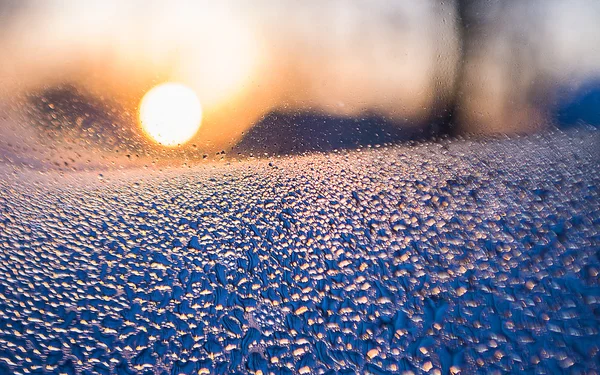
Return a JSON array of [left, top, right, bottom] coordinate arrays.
[[176, 19, 260, 109], [139, 83, 202, 147]]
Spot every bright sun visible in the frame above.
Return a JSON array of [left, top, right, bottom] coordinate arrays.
[[139, 83, 202, 147]]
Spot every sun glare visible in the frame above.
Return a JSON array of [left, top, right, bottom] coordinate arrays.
[[139, 83, 202, 147]]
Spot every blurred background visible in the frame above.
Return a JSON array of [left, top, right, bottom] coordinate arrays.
[[0, 0, 599, 169]]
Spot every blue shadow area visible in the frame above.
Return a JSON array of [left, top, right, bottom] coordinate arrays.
[[232, 111, 436, 156], [556, 81, 600, 128]]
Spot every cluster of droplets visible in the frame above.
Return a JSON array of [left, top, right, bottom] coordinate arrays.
[[0, 129, 598, 375]]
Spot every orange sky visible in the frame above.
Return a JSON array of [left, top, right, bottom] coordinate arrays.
[[0, 0, 599, 153]]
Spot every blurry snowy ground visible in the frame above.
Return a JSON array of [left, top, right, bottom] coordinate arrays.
[[0, 128, 599, 375]]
